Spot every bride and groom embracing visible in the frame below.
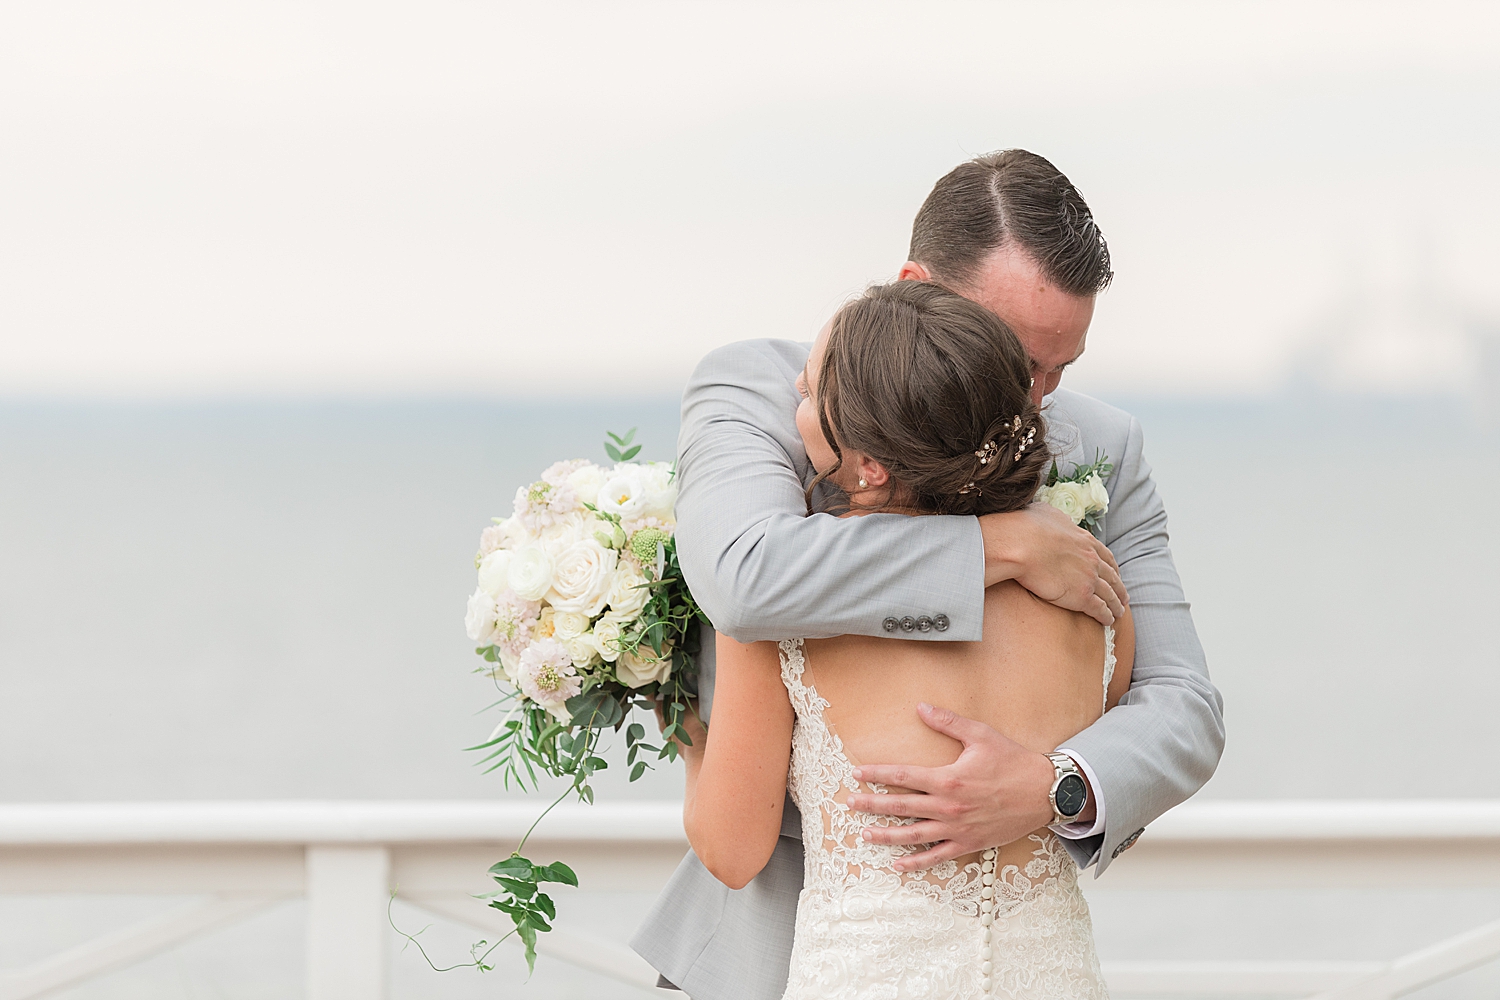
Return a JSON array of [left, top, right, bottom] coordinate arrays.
[[630, 149, 1225, 1000]]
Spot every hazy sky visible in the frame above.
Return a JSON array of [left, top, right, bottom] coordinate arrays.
[[1, 1, 1496, 398]]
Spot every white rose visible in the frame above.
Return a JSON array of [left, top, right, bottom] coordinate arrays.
[[539, 512, 591, 554], [1045, 482, 1090, 525], [1084, 473, 1110, 514], [560, 635, 601, 669], [464, 588, 499, 644], [615, 646, 672, 688], [587, 614, 627, 662], [550, 609, 590, 641], [477, 550, 514, 598], [567, 463, 607, 507], [605, 562, 650, 619], [546, 536, 618, 616], [596, 467, 648, 520], [507, 544, 555, 602]]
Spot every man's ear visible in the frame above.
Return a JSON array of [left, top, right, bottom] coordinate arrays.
[[897, 261, 931, 282]]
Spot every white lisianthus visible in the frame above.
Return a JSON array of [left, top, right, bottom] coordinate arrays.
[[596, 466, 649, 520], [507, 545, 555, 602], [1084, 473, 1110, 515], [477, 550, 514, 598], [546, 536, 618, 616], [464, 589, 500, 644], [606, 562, 650, 619], [615, 645, 672, 688], [587, 614, 628, 662], [1043, 482, 1091, 525], [518, 638, 582, 717]]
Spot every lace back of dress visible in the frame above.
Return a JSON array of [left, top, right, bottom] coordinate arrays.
[[778, 639, 989, 912]]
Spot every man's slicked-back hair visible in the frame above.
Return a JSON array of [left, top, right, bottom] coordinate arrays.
[[908, 149, 1113, 297]]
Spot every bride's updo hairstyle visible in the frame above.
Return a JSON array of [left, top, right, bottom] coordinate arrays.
[[807, 281, 1048, 517]]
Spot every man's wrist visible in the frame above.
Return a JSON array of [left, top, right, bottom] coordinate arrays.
[[979, 510, 1028, 589]]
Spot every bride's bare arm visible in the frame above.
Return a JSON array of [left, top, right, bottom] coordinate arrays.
[[675, 633, 794, 890]]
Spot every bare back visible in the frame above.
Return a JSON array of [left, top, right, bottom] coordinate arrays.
[[802, 581, 1133, 868]]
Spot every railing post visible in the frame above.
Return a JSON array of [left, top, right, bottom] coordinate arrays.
[[306, 845, 390, 1000]]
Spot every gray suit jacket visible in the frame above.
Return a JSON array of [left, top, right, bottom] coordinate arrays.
[[631, 339, 1225, 1000]]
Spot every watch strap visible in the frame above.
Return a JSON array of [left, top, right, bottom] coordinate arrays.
[[1046, 751, 1086, 824]]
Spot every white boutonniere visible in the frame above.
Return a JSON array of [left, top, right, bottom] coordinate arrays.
[[1036, 451, 1112, 534]]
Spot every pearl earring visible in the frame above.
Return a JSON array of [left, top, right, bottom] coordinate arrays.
[[858, 478, 869, 490]]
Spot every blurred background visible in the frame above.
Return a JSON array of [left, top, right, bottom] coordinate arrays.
[[2, 1, 1497, 997]]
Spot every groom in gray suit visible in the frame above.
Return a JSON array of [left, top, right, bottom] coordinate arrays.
[[631, 149, 1225, 999]]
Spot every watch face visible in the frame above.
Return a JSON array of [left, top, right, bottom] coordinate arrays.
[[1054, 774, 1087, 818]]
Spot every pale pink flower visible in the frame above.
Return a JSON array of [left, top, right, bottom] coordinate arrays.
[[518, 638, 582, 710]]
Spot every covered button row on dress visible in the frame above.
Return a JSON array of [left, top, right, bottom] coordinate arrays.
[[978, 846, 997, 994], [881, 615, 950, 633]]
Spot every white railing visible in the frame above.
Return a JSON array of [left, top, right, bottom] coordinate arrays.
[[2, 800, 1499, 999]]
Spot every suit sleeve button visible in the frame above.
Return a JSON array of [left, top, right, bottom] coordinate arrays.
[[933, 614, 950, 632], [900, 616, 917, 632], [916, 616, 933, 632], [882, 617, 900, 632]]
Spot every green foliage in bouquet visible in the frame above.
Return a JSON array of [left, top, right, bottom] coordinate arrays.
[[393, 430, 710, 977]]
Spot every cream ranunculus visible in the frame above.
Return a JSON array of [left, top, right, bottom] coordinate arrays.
[[567, 463, 607, 508], [1044, 482, 1091, 525], [587, 614, 627, 662], [507, 544, 555, 602], [464, 588, 500, 644], [605, 562, 650, 619], [477, 549, 514, 598], [546, 536, 618, 616], [615, 645, 672, 688], [1084, 473, 1110, 514]]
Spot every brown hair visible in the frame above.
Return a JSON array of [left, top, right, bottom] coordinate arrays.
[[908, 149, 1113, 297], [807, 281, 1049, 517]]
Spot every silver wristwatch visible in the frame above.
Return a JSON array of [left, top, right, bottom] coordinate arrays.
[[1046, 752, 1088, 824]]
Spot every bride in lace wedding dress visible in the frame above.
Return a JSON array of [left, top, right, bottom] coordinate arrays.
[[672, 281, 1134, 1000]]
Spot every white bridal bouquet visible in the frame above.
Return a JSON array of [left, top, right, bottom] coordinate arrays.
[[1035, 452, 1112, 533], [424, 430, 707, 974]]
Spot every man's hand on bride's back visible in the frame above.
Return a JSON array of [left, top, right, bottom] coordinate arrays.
[[846, 704, 1076, 870], [981, 504, 1126, 626]]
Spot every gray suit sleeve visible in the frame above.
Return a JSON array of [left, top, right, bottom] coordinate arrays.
[[674, 339, 987, 643], [1058, 413, 1226, 874]]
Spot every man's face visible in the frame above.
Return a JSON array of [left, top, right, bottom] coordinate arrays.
[[929, 246, 1096, 407]]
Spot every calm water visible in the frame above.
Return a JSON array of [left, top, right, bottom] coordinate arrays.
[[1, 393, 1497, 997]]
